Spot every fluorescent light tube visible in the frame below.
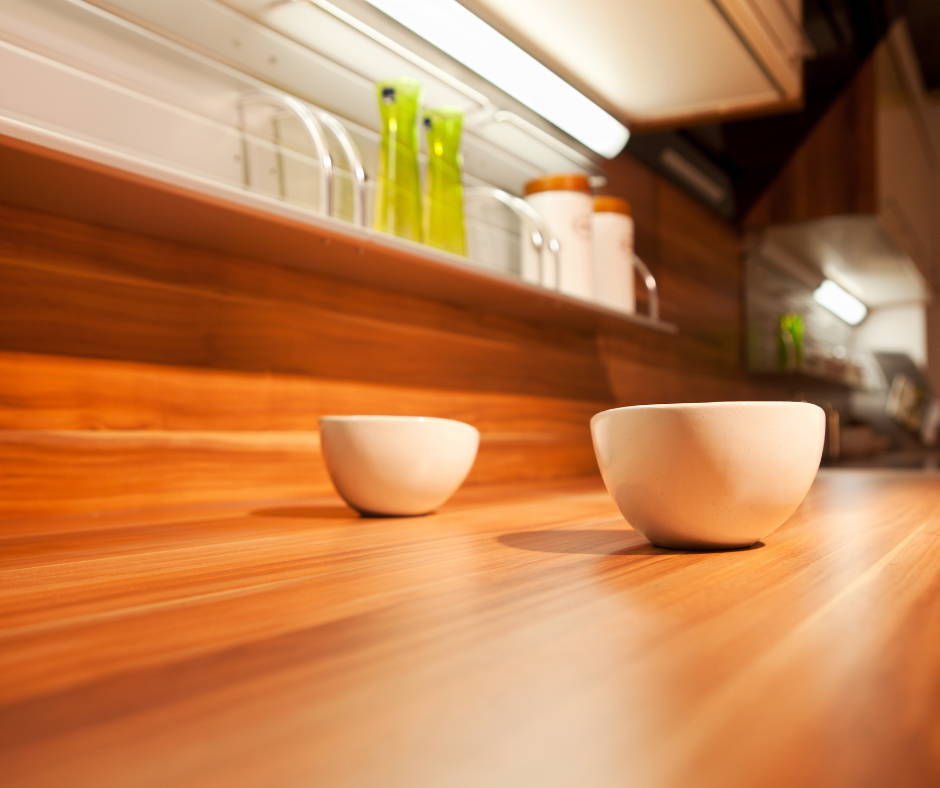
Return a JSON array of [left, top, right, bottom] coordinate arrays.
[[361, 0, 630, 158], [813, 279, 867, 326]]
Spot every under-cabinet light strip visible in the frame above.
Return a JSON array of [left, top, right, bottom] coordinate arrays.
[[360, 0, 630, 158], [813, 279, 868, 326], [285, 0, 490, 108]]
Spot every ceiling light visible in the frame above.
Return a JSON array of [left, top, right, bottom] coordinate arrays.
[[360, 0, 630, 158], [813, 279, 868, 325]]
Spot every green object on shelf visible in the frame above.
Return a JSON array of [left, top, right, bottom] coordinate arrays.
[[777, 312, 805, 370], [374, 78, 422, 242], [423, 107, 466, 256]]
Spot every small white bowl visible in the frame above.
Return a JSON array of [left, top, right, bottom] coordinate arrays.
[[319, 416, 480, 516], [591, 402, 825, 549]]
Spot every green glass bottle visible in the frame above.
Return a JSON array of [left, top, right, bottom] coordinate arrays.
[[423, 107, 466, 256], [778, 312, 805, 370], [374, 78, 423, 242]]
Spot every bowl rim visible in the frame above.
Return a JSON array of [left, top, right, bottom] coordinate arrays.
[[319, 415, 477, 430], [590, 401, 823, 425]]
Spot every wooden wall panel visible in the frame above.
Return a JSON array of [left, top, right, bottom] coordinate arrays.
[[627, 171, 745, 371], [0, 204, 613, 402], [0, 352, 599, 433], [0, 140, 768, 516], [744, 57, 876, 227], [0, 428, 602, 517], [0, 352, 602, 516], [0, 430, 323, 516], [0, 261, 611, 401]]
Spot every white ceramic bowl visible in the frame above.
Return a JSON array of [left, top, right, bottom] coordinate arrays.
[[591, 402, 825, 549], [319, 416, 480, 516]]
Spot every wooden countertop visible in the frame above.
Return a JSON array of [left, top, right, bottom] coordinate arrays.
[[2, 470, 940, 787]]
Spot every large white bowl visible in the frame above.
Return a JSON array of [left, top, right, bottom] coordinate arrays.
[[319, 416, 479, 516], [591, 402, 825, 549]]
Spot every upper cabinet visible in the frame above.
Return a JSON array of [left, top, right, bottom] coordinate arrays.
[[876, 25, 937, 283], [82, 0, 807, 155], [460, 0, 806, 130]]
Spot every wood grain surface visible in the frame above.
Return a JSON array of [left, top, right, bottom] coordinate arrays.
[[1, 470, 939, 788], [744, 57, 876, 227], [0, 351, 603, 515]]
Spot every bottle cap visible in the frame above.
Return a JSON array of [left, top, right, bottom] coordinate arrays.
[[524, 173, 592, 196], [592, 196, 632, 216]]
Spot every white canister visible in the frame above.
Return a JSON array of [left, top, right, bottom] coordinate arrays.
[[522, 173, 593, 299], [591, 196, 635, 313]]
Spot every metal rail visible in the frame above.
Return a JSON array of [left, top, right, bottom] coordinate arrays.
[[238, 92, 333, 216], [632, 254, 660, 323], [466, 186, 561, 289], [239, 92, 368, 225], [314, 109, 366, 226]]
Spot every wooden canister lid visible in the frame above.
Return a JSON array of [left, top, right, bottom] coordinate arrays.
[[592, 196, 632, 216], [524, 173, 592, 196]]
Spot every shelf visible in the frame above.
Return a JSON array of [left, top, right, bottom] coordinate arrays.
[[0, 121, 676, 336], [749, 370, 864, 392], [0, 0, 674, 336]]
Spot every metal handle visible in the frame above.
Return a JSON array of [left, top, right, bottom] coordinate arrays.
[[632, 254, 660, 323], [314, 110, 366, 226], [466, 186, 561, 290], [238, 92, 334, 218]]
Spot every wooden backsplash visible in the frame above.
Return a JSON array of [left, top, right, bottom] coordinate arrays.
[[743, 57, 876, 228], [0, 150, 773, 516]]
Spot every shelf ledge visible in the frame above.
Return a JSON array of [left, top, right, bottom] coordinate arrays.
[[0, 116, 677, 336]]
